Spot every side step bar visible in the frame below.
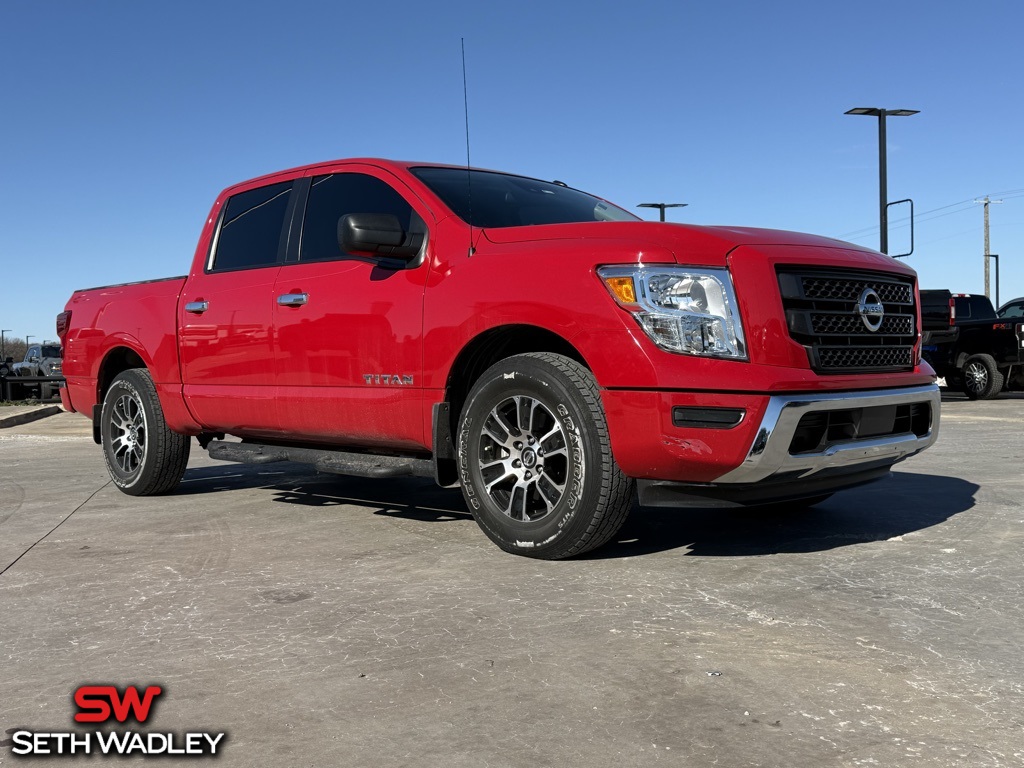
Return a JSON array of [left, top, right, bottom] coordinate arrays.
[[207, 441, 435, 480]]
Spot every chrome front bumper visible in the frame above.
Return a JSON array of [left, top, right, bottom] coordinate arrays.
[[715, 383, 941, 485]]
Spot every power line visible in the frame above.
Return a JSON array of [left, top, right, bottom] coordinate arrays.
[[839, 190, 1023, 240]]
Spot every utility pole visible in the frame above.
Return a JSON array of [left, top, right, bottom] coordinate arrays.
[[975, 196, 1003, 299], [1, 330, 10, 360]]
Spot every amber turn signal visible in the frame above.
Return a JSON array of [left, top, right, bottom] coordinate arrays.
[[602, 275, 637, 306]]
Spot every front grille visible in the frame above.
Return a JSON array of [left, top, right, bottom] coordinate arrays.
[[801, 277, 912, 304], [817, 347, 914, 369], [778, 268, 917, 373], [810, 313, 914, 336]]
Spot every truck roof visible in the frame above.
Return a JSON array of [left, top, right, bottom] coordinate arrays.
[[221, 158, 900, 264]]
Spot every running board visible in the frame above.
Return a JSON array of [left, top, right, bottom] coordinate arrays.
[[206, 441, 435, 479]]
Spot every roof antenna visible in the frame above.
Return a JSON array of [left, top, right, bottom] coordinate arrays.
[[461, 38, 475, 256]]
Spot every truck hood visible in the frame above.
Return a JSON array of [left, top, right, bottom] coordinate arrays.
[[482, 221, 884, 268]]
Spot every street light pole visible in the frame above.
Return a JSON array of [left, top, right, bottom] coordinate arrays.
[[845, 107, 919, 254], [0, 330, 10, 360], [637, 202, 688, 222], [25, 335, 34, 350]]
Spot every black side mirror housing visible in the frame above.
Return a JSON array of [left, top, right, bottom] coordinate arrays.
[[338, 213, 424, 263]]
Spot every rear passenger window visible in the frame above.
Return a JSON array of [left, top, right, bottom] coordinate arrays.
[[210, 181, 292, 271], [300, 173, 424, 262]]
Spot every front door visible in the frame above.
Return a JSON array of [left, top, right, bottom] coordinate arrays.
[[273, 167, 432, 450]]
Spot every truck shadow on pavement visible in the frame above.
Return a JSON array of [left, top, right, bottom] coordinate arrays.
[[177, 465, 977, 559], [177, 463, 474, 523], [590, 472, 978, 559]]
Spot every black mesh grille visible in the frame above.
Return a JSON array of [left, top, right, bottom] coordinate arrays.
[[817, 347, 914, 369], [778, 268, 917, 373], [810, 313, 914, 336], [802, 278, 912, 304]]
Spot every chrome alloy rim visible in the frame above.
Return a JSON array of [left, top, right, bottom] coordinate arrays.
[[965, 362, 988, 394], [477, 395, 577, 522], [110, 392, 147, 474]]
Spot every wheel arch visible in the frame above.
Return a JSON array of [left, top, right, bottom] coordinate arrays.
[[96, 346, 147, 405], [431, 325, 590, 481], [443, 324, 589, 426], [91, 346, 147, 443]]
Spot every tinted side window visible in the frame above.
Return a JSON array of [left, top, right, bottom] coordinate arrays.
[[300, 173, 424, 262], [211, 181, 292, 271], [999, 302, 1024, 318]]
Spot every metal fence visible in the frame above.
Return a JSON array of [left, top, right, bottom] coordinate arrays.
[[0, 373, 65, 401]]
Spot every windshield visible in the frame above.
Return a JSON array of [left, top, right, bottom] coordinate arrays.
[[412, 167, 639, 229], [42, 345, 62, 358]]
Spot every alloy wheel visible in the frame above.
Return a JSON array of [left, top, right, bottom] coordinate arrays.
[[476, 395, 578, 522], [109, 392, 148, 475]]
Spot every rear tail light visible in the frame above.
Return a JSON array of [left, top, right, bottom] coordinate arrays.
[[56, 310, 71, 341], [948, 298, 955, 326]]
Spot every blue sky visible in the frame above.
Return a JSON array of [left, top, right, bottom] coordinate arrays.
[[2, 0, 1022, 344]]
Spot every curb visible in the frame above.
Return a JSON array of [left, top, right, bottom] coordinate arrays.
[[0, 405, 63, 429]]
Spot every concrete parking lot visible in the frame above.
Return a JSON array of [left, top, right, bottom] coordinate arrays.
[[1, 393, 1022, 767]]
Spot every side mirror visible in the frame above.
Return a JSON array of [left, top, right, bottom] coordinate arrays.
[[29, 356, 40, 363], [338, 213, 424, 262]]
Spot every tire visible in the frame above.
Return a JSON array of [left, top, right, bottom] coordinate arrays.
[[961, 354, 1003, 400], [457, 352, 634, 559], [100, 368, 190, 495]]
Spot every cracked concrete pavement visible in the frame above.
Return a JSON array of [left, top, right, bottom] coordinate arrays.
[[0, 392, 1022, 767]]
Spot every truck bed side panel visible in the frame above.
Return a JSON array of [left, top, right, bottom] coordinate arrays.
[[62, 277, 196, 431]]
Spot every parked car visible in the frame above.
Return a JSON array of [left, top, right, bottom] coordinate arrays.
[[921, 290, 1023, 399], [58, 158, 940, 559], [12, 343, 63, 399]]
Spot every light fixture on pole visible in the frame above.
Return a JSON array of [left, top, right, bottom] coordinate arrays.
[[637, 202, 688, 222], [845, 107, 919, 255]]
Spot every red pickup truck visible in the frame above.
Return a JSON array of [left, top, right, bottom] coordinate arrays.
[[57, 158, 940, 558]]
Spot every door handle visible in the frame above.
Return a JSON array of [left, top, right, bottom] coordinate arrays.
[[184, 301, 209, 314], [277, 293, 309, 307]]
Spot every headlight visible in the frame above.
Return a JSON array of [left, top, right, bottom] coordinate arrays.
[[598, 266, 747, 359]]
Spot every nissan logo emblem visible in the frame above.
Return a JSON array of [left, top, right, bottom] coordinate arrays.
[[857, 287, 885, 332]]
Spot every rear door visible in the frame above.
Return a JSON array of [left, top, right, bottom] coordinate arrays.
[[272, 165, 433, 450], [179, 177, 297, 436]]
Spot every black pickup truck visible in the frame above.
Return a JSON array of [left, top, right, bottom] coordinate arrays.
[[921, 290, 1024, 399]]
